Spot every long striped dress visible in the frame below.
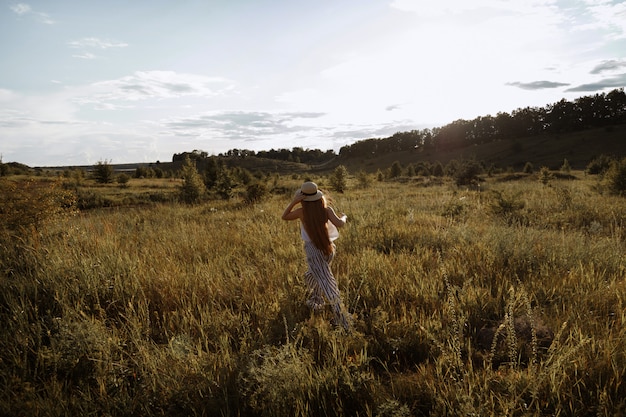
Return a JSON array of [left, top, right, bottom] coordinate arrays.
[[301, 224, 350, 330]]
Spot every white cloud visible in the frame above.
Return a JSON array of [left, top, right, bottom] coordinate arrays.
[[68, 37, 129, 49], [389, 0, 560, 17], [160, 111, 326, 140], [579, 0, 626, 39], [9, 2, 55, 24], [10, 3, 31, 15], [72, 52, 98, 60], [94, 71, 235, 102]]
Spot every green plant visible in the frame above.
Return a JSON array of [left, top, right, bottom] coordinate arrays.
[[244, 182, 268, 204], [432, 161, 444, 177], [537, 166, 553, 185], [357, 170, 372, 189], [455, 160, 483, 186], [330, 164, 349, 193], [389, 161, 403, 178], [215, 169, 235, 199], [0, 178, 77, 233], [179, 155, 205, 203], [442, 198, 465, 219], [117, 173, 131, 187], [586, 154, 613, 175], [604, 157, 626, 196], [487, 189, 525, 223], [92, 159, 114, 184]]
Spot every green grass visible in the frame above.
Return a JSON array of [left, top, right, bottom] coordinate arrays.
[[1, 172, 625, 416]]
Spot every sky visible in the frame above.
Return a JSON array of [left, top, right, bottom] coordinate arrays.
[[1, 0, 625, 167]]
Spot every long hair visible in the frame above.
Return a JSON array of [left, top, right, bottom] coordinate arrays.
[[301, 197, 332, 256]]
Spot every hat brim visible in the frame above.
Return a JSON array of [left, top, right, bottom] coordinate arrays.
[[302, 190, 323, 201]]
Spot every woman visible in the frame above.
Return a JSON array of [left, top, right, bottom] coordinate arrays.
[[282, 181, 350, 330]]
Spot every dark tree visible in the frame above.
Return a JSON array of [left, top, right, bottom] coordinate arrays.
[[93, 160, 114, 184]]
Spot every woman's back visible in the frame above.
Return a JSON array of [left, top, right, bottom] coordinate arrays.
[[302, 200, 332, 255]]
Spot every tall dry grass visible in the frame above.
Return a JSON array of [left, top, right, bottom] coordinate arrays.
[[1, 172, 625, 416]]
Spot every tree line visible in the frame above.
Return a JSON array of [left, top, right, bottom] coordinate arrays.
[[339, 88, 626, 157], [173, 147, 336, 165]]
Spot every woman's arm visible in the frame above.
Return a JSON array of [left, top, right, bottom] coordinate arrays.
[[327, 207, 347, 228], [281, 192, 305, 221]]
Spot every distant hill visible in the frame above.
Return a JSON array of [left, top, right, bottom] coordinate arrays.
[[335, 124, 626, 174]]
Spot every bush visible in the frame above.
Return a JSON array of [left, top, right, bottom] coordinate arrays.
[[586, 154, 613, 175], [455, 161, 482, 186], [135, 166, 155, 178], [445, 159, 460, 177], [330, 165, 349, 193], [117, 173, 130, 187], [0, 178, 77, 233], [92, 160, 114, 184], [244, 182, 268, 204], [605, 157, 626, 196], [76, 190, 115, 209], [215, 170, 235, 200], [357, 170, 372, 189], [538, 166, 553, 185], [389, 161, 403, 179], [487, 189, 525, 223], [180, 156, 206, 203], [432, 161, 444, 177]]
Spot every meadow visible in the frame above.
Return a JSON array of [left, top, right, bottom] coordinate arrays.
[[1, 171, 625, 416]]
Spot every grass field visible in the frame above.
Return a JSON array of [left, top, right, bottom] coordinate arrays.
[[1, 171, 625, 416]]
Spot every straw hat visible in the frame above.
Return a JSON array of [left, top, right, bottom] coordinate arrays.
[[300, 181, 323, 201]]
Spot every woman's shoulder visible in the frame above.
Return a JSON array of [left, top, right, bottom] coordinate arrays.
[[326, 206, 346, 227]]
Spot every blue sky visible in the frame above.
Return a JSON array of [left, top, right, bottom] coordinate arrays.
[[1, 0, 625, 167]]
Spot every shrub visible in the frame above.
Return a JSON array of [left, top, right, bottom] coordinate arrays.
[[76, 189, 114, 209], [179, 156, 206, 203], [538, 166, 553, 185], [586, 154, 613, 175], [215, 170, 235, 199], [357, 170, 372, 189], [117, 173, 131, 187], [389, 161, 403, 179], [442, 199, 465, 219], [244, 182, 268, 204], [445, 159, 460, 177], [455, 160, 482, 186], [432, 161, 444, 177], [135, 166, 155, 178], [487, 189, 525, 222], [0, 178, 77, 233], [604, 157, 626, 196], [330, 165, 349, 193], [416, 161, 432, 176], [92, 160, 114, 184]]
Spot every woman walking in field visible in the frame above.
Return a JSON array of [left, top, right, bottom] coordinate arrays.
[[282, 181, 351, 330]]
